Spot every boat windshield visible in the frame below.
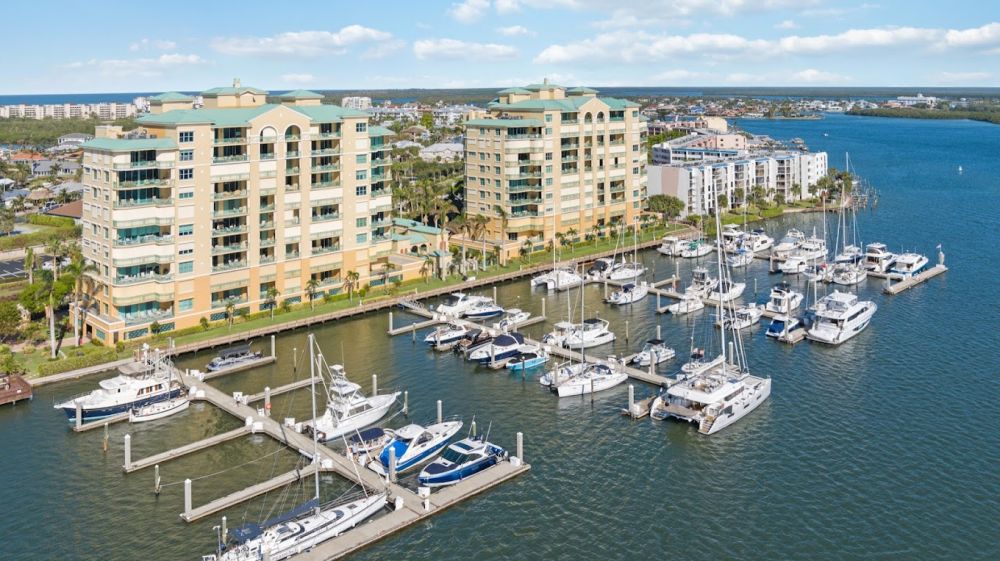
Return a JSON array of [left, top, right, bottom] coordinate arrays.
[[441, 447, 471, 464]]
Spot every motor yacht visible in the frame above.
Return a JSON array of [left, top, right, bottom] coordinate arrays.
[[666, 289, 705, 315], [862, 242, 896, 273], [771, 228, 805, 259], [726, 249, 755, 268], [418, 436, 507, 487], [424, 323, 469, 348], [302, 364, 400, 442], [206, 344, 265, 373], [436, 292, 493, 317], [369, 419, 464, 475], [687, 267, 718, 297], [890, 252, 929, 277], [467, 333, 526, 363], [462, 300, 505, 320], [806, 290, 877, 345], [491, 309, 531, 331], [562, 318, 616, 349], [764, 282, 803, 314], [744, 228, 774, 252], [541, 321, 577, 347], [766, 314, 802, 338], [657, 236, 687, 257], [630, 339, 676, 367], [718, 303, 764, 330]]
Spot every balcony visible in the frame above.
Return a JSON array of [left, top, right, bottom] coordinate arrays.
[[609, 185, 626, 193], [285, 251, 301, 260], [212, 154, 249, 164], [312, 148, 340, 156], [260, 238, 276, 248], [508, 184, 543, 193], [371, 217, 392, 228], [114, 234, 173, 247], [212, 243, 247, 255], [213, 172, 250, 182], [212, 225, 248, 236], [113, 160, 173, 170], [259, 220, 276, 230], [312, 180, 340, 189], [311, 213, 341, 223], [561, 119, 579, 125], [506, 133, 542, 140], [285, 166, 301, 174], [312, 163, 339, 172], [370, 158, 388, 166], [318, 131, 340, 139], [124, 308, 174, 326], [286, 150, 300, 158], [115, 273, 173, 286], [285, 183, 300, 192], [213, 136, 247, 145], [561, 155, 579, 162], [212, 206, 247, 218], [116, 178, 170, 188], [213, 190, 248, 200], [284, 135, 300, 141], [370, 187, 390, 197], [312, 245, 342, 255], [372, 233, 391, 242], [260, 203, 275, 212], [511, 210, 540, 218], [259, 255, 275, 265], [211, 295, 248, 308], [284, 218, 301, 227], [113, 197, 173, 209], [212, 260, 248, 273], [260, 153, 276, 160], [506, 171, 542, 179]]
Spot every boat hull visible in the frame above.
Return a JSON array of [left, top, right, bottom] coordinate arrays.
[[556, 372, 627, 397], [417, 455, 501, 487], [58, 387, 183, 422], [129, 398, 189, 423], [312, 393, 399, 442]]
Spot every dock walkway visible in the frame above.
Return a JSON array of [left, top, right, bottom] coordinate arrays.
[[126, 425, 253, 473]]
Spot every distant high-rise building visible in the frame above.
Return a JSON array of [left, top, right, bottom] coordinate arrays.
[[341, 96, 372, 111]]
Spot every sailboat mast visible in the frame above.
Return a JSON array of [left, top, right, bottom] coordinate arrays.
[[309, 334, 320, 505], [713, 186, 727, 373]]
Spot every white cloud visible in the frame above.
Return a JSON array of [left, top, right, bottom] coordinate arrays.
[[497, 25, 535, 36], [777, 27, 939, 54], [413, 38, 517, 61], [495, 0, 521, 13], [789, 68, 849, 83], [65, 53, 206, 78], [535, 30, 767, 64], [775, 19, 798, 30], [280, 73, 315, 84], [448, 0, 490, 23], [941, 22, 1000, 48], [362, 39, 406, 60], [211, 26, 392, 57], [129, 38, 177, 52]]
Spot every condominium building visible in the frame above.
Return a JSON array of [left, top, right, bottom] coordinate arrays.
[[79, 83, 394, 344], [462, 81, 647, 246], [0, 102, 137, 120], [341, 96, 372, 111]]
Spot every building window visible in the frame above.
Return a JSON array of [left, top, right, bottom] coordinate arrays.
[[179, 191, 193, 199], [179, 261, 193, 274], [545, 114, 552, 122], [179, 248, 193, 256], [356, 233, 367, 243], [494, 153, 501, 162], [545, 127, 552, 135], [179, 224, 193, 236], [545, 165, 553, 173], [356, 186, 367, 196], [179, 168, 193, 180], [179, 298, 193, 311], [356, 217, 368, 227], [355, 122, 367, 133], [545, 153, 552, 161], [179, 131, 194, 143], [546, 178, 553, 186], [356, 170, 367, 180], [494, 179, 501, 188], [356, 154, 367, 164], [494, 166, 501, 174], [180, 150, 193, 161], [480, 153, 486, 160]]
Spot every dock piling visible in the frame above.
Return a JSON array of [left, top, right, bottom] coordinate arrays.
[[403, 390, 409, 417], [371, 374, 378, 396], [471, 419, 477, 438], [263, 387, 271, 417], [516, 432, 524, 463], [493, 286, 497, 302], [411, 323, 416, 343], [628, 385, 635, 418], [75, 402, 81, 429], [625, 320, 629, 343], [221, 516, 227, 545], [123, 434, 132, 471], [541, 297, 546, 318], [728, 342, 735, 366], [184, 479, 192, 518], [388, 447, 397, 483], [154, 464, 161, 495], [436, 400, 442, 424], [102, 422, 109, 453], [389, 311, 394, 333], [270, 335, 275, 358], [656, 325, 661, 340]]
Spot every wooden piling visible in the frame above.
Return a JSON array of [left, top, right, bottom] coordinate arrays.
[[628, 385, 635, 418], [388, 447, 397, 483], [154, 464, 161, 495], [371, 374, 378, 396], [403, 391, 408, 416]]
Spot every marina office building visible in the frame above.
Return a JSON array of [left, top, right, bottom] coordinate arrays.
[[462, 82, 648, 249], [79, 83, 396, 343]]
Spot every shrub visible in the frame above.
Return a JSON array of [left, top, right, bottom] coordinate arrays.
[[36, 348, 118, 376], [28, 214, 76, 228], [115, 341, 125, 353], [199, 317, 209, 331]]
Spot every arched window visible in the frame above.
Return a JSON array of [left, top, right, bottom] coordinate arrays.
[[284, 125, 300, 140], [583, 112, 593, 123], [596, 111, 604, 123], [259, 126, 277, 141]]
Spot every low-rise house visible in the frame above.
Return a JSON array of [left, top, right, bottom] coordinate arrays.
[[418, 142, 464, 162]]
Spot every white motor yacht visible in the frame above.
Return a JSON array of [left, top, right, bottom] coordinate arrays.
[[718, 303, 764, 330], [707, 280, 745, 303], [890, 252, 929, 277], [562, 318, 616, 349], [764, 282, 803, 314], [726, 249, 755, 268], [831, 263, 867, 285], [491, 309, 531, 331], [302, 365, 400, 442], [657, 236, 687, 257], [436, 292, 493, 317], [720, 225, 745, 253], [687, 267, 719, 297], [666, 289, 705, 315], [547, 268, 584, 290], [606, 282, 649, 305], [630, 339, 676, 367], [779, 255, 809, 275], [541, 321, 577, 347], [424, 323, 469, 348], [771, 228, 805, 259], [806, 290, 877, 345], [553, 361, 628, 398], [862, 242, 896, 273], [745, 228, 774, 252], [680, 239, 713, 258]]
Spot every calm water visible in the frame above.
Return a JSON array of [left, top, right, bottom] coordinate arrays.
[[2, 114, 998, 560]]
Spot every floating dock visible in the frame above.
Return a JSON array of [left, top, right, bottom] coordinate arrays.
[[881, 264, 948, 295], [181, 463, 325, 522], [124, 425, 253, 473]]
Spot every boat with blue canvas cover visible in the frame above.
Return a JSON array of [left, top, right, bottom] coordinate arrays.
[[418, 434, 507, 487], [369, 419, 463, 476], [467, 333, 525, 363], [462, 300, 505, 319]]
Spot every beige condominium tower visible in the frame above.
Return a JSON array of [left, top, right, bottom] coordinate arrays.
[[463, 81, 648, 252], [79, 82, 393, 344]]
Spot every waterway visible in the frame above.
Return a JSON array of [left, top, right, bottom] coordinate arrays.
[[2, 114, 998, 560]]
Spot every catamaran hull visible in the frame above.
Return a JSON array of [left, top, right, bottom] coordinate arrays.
[[702, 377, 771, 435], [58, 388, 183, 422]]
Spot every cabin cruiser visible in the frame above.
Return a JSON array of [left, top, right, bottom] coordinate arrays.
[[607, 261, 647, 281], [726, 249, 755, 268], [650, 360, 771, 435], [454, 329, 493, 357], [436, 292, 492, 317], [606, 282, 649, 305], [462, 300, 505, 319], [687, 267, 719, 297], [802, 262, 833, 283], [206, 344, 265, 372], [680, 239, 713, 258], [666, 289, 705, 315], [302, 365, 400, 442], [771, 228, 805, 259], [834, 244, 864, 263], [719, 303, 764, 330], [781, 235, 827, 274], [492, 309, 531, 331], [55, 351, 180, 422], [506, 347, 550, 371], [418, 436, 507, 487], [541, 321, 577, 347], [586, 257, 617, 280], [707, 280, 745, 303], [551, 361, 628, 398], [806, 291, 877, 345], [720, 225, 746, 253], [744, 228, 774, 252], [129, 397, 189, 423], [779, 255, 809, 275], [369, 419, 464, 475], [764, 282, 803, 314], [831, 263, 867, 285], [424, 323, 469, 348], [766, 314, 802, 338], [862, 243, 896, 273], [562, 318, 616, 349], [890, 252, 929, 277], [468, 333, 526, 363], [547, 268, 584, 290], [630, 339, 676, 367], [657, 236, 687, 257]]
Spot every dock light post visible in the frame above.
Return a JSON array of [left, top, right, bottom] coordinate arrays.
[[541, 297, 546, 319], [271, 335, 275, 358], [103, 422, 109, 453]]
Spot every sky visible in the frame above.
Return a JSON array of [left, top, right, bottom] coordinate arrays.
[[4, 0, 1000, 94]]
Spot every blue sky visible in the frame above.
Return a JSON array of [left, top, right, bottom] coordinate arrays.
[[5, 0, 1000, 93]]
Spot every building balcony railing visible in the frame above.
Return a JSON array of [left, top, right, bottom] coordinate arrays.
[[370, 187, 390, 197], [113, 160, 174, 170], [311, 213, 341, 223], [609, 185, 626, 193], [371, 203, 392, 213], [312, 245, 342, 255], [212, 154, 249, 164], [284, 135, 300, 141], [371, 217, 392, 228], [318, 131, 341, 139], [260, 238, 276, 248], [259, 221, 276, 230], [213, 190, 248, 200], [312, 180, 340, 189], [124, 309, 174, 326], [372, 233, 391, 242], [312, 148, 340, 156], [561, 119, 579, 125], [114, 234, 173, 247], [511, 210, 540, 218], [212, 260, 248, 273], [214, 137, 247, 145], [316, 276, 342, 287], [285, 251, 301, 260], [506, 172, 542, 179], [260, 187, 277, 196], [259, 255, 275, 265], [212, 207, 247, 218], [115, 273, 173, 286], [561, 155, 579, 162], [260, 203, 275, 212], [116, 178, 170, 188], [506, 133, 542, 140], [284, 218, 301, 227], [260, 153, 276, 160], [510, 197, 544, 205], [212, 243, 247, 255], [370, 158, 389, 166], [285, 166, 301, 174], [312, 164, 339, 172], [211, 295, 248, 308], [211, 225, 248, 236], [508, 184, 543, 193], [285, 183, 300, 192], [213, 172, 250, 182], [286, 150, 300, 158], [113, 197, 173, 209]]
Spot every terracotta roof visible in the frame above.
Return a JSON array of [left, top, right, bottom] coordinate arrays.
[[45, 200, 82, 219], [10, 151, 45, 161]]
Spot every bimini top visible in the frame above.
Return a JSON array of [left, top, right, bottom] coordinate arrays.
[[218, 344, 252, 359], [493, 333, 525, 347]]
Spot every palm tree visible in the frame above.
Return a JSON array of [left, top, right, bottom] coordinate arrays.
[[496, 207, 509, 265], [66, 252, 96, 344], [13, 162, 30, 186], [554, 231, 567, 259], [381, 262, 398, 287], [11, 195, 26, 214], [471, 214, 489, 270], [49, 162, 62, 179], [45, 239, 64, 281], [45, 293, 57, 359], [590, 224, 602, 246], [419, 257, 434, 283], [24, 247, 35, 284], [565, 228, 578, 248], [343, 270, 361, 301], [520, 239, 532, 264], [225, 301, 236, 330], [265, 286, 280, 319], [305, 277, 319, 310]]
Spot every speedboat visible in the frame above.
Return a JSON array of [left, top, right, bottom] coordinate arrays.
[[831, 263, 867, 285], [563, 318, 616, 349], [650, 360, 771, 435], [417, 436, 507, 487], [55, 370, 181, 422], [666, 289, 705, 315], [680, 239, 713, 258], [607, 261, 647, 281], [455, 329, 493, 357], [687, 267, 718, 297], [206, 344, 264, 372], [766, 314, 802, 338], [541, 321, 577, 347], [862, 242, 896, 273], [806, 291, 877, 345], [346, 427, 393, 465], [302, 365, 400, 442], [606, 282, 649, 305], [436, 292, 492, 316], [467, 333, 526, 363], [462, 300, 505, 319], [764, 282, 803, 314], [745, 228, 774, 252], [890, 252, 928, 277], [707, 280, 745, 303], [718, 303, 764, 330], [657, 236, 687, 256], [726, 249, 754, 268], [771, 228, 805, 259], [424, 322, 469, 348], [369, 419, 464, 475], [129, 397, 188, 423], [213, 493, 387, 561], [553, 361, 628, 397], [491, 309, 531, 331], [630, 339, 676, 367], [506, 348, 550, 371]]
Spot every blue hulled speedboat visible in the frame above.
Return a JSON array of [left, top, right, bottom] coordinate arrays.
[[418, 436, 507, 487], [369, 419, 463, 476]]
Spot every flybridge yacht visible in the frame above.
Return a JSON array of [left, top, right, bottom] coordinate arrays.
[[890, 252, 929, 277], [863, 243, 896, 273], [563, 318, 616, 349], [657, 236, 687, 257], [532, 267, 583, 290], [771, 228, 805, 259], [806, 291, 877, 345], [744, 228, 774, 252], [720, 224, 745, 253], [764, 282, 803, 314], [780, 233, 827, 275], [301, 363, 400, 442], [687, 267, 719, 297]]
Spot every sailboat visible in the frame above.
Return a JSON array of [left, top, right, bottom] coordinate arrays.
[[650, 184, 772, 435], [209, 334, 387, 561]]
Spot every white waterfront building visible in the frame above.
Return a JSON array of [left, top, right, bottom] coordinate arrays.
[[341, 96, 373, 111]]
